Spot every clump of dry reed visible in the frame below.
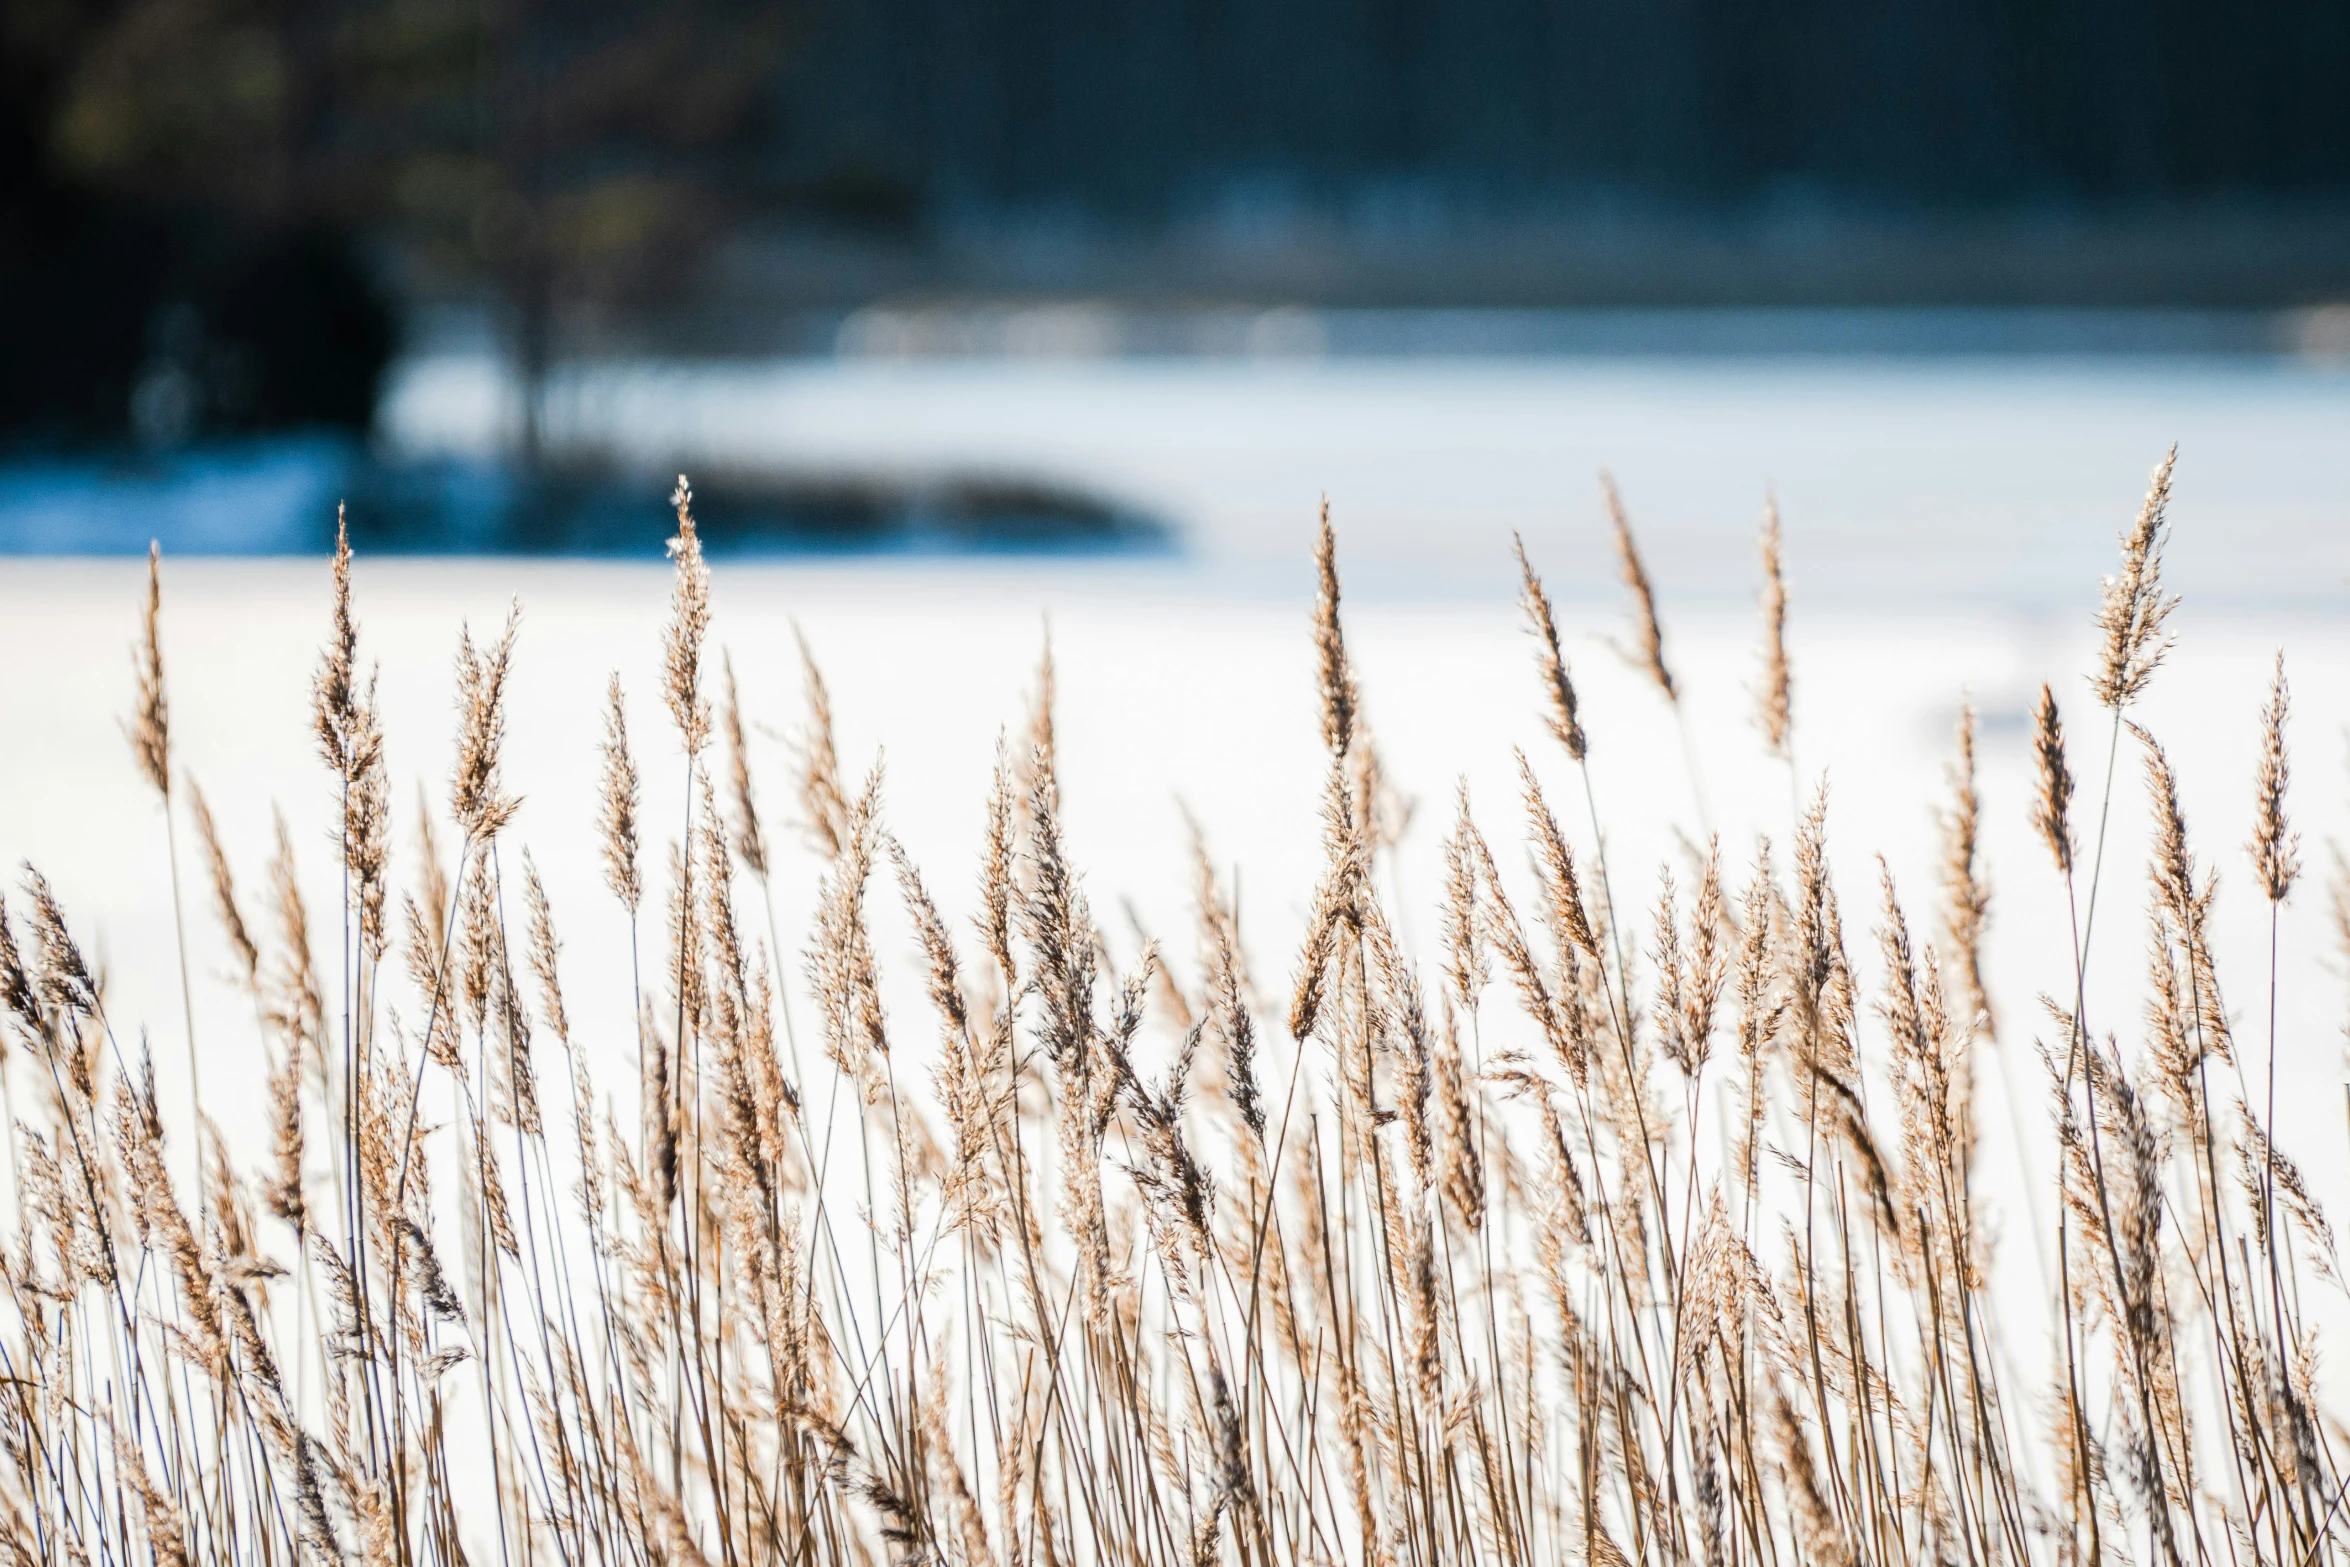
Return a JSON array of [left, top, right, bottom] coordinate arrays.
[[0, 445, 2343, 1567]]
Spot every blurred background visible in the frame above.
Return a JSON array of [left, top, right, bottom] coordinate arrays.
[[1, 0, 2347, 583]]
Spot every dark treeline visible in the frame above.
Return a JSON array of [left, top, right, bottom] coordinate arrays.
[[0, 0, 777, 449], [4, 0, 2348, 446], [782, 0, 2350, 217]]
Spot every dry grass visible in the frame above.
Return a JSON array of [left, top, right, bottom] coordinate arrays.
[[0, 449, 2344, 1566]]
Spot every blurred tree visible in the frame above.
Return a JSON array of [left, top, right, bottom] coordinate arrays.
[[5, 0, 788, 457], [335, 0, 790, 462]]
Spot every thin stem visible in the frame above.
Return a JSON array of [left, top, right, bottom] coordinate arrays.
[[160, 795, 203, 1216]]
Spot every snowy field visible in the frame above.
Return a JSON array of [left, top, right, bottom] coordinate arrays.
[[3, 357, 2348, 1441], [2, 552, 2345, 1274]]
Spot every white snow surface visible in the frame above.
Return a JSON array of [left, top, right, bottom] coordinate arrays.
[[2, 551, 2344, 1251]]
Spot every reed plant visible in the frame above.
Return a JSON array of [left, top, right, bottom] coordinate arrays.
[[0, 455, 2343, 1566]]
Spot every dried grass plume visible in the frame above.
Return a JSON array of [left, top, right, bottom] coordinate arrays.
[[2251, 650, 2299, 903], [663, 475, 712, 757], [127, 539, 170, 798], [2093, 445, 2180, 711], [2032, 683, 2075, 877], [1602, 469, 1676, 702], [1756, 494, 1792, 757], [1514, 532, 1586, 762]]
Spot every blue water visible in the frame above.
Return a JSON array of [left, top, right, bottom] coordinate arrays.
[[0, 438, 1158, 558], [0, 436, 364, 554]]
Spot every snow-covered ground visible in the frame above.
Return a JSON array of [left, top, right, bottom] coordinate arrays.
[[2, 545, 2344, 1262], [8, 347, 2350, 1381], [6, 355, 2347, 1561]]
